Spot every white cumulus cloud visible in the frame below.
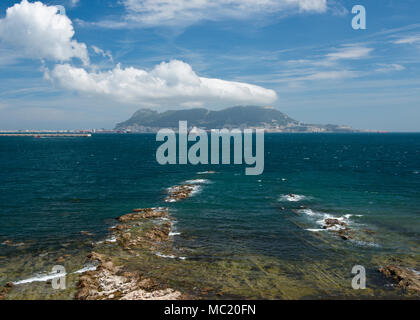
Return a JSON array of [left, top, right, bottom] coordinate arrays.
[[0, 1, 278, 110], [0, 0, 89, 64], [48, 60, 277, 108]]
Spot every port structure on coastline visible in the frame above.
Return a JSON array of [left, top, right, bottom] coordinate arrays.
[[0, 132, 92, 137]]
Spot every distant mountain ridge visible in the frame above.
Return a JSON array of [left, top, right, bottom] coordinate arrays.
[[115, 106, 357, 133]]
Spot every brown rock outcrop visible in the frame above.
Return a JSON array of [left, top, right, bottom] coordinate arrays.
[[379, 265, 420, 293], [0, 282, 14, 300], [165, 184, 196, 202], [322, 218, 354, 240], [117, 208, 168, 222], [75, 255, 181, 300], [75, 206, 182, 300]]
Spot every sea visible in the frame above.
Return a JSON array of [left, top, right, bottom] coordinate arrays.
[[0, 133, 419, 299]]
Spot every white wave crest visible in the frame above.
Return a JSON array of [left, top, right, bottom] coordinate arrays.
[[155, 252, 187, 260], [14, 271, 66, 285], [185, 179, 210, 184], [279, 194, 307, 202], [305, 228, 326, 232], [14, 264, 97, 285]]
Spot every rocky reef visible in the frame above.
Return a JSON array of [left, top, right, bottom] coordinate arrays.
[[165, 184, 196, 202], [75, 207, 184, 300], [379, 265, 420, 293], [322, 218, 355, 240], [75, 252, 181, 300], [117, 207, 169, 222], [2, 177, 418, 300], [74, 181, 207, 300]]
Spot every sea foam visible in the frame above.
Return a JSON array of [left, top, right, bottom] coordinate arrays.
[[185, 179, 210, 184], [279, 194, 307, 202], [14, 272, 67, 285], [14, 264, 97, 285], [155, 252, 186, 260]]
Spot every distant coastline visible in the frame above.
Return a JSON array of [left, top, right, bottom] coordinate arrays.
[[115, 106, 363, 133], [2, 131, 418, 136], [0, 133, 92, 137]]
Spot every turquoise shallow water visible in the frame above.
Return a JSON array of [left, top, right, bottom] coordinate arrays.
[[0, 133, 419, 298]]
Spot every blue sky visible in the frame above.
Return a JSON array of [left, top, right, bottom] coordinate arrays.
[[0, 0, 419, 131]]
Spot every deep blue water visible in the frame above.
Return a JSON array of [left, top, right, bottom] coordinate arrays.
[[0, 133, 419, 286]]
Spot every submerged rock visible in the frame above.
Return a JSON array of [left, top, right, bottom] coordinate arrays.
[[1, 240, 25, 247], [379, 265, 420, 293], [336, 228, 354, 240], [0, 282, 14, 300], [361, 228, 377, 235]]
